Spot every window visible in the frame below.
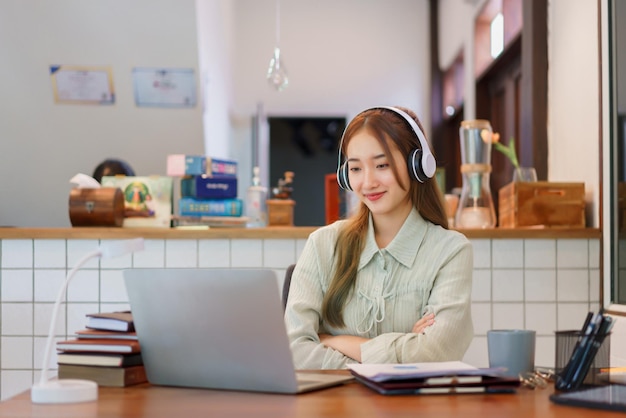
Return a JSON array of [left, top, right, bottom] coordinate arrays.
[[491, 13, 504, 58]]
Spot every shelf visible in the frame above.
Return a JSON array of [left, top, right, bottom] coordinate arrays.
[[0, 227, 601, 240]]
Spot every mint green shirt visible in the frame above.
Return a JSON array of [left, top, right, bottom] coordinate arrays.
[[285, 208, 474, 369]]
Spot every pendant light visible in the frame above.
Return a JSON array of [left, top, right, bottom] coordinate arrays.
[[267, 0, 288, 91]]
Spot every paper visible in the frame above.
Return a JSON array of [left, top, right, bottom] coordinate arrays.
[[132, 67, 196, 107], [348, 361, 481, 382], [50, 65, 115, 104], [69, 173, 101, 189]]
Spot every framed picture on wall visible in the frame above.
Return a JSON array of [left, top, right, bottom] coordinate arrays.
[[49, 65, 115, 105], [132, 67, 196, 108]]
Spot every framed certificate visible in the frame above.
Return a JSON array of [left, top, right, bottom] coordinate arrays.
[[50, 65, 115, 105], [132, 67, 196, 108]]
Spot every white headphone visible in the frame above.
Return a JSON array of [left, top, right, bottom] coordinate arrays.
[[336, 106, 436, 191]]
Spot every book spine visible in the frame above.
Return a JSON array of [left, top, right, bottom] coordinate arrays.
[[166, 154, 207, 176], [56, 338, 140, 353], [58, 364, 147, 387], [167, 155, 238, 177], [207, 157, 237, 177], [179, 197, 243, 217], [58, 353, 143, 367], [123, 365, 148, 386], [181, 176, 238, 199]]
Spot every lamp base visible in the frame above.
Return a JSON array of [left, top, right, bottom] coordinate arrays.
[[31, 379, 98, 404]]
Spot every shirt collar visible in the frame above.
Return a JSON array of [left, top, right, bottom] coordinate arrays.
[[358, 208, 427, 270]]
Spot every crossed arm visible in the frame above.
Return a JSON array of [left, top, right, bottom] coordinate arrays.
[[318, 312, 436, 362]]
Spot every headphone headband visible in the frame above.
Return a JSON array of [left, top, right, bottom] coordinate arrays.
[[336, 106, 436, 190]]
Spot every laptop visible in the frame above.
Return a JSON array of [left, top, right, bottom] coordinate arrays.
[[123, 268, 354, 394]]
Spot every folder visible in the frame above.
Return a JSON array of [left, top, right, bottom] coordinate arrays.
[[347, 361, 520, 395]]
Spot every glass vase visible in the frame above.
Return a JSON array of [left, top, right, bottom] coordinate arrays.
[[455, 120, 496, 229], [513, 167, 538, 182]]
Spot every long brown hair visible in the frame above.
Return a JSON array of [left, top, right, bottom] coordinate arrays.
[[322, 107, 448, 328]]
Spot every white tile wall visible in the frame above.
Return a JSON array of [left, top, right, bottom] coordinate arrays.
[[33, 240, 66, 269], [165, 240, 198, 267], [0, 236, 606, 400], [34, 270, 66, 303], [492, 239, 524, 268], [1, 270, 32, 302], [67, 270, 99, 302], [492, 269, 524, 301], [525, 270, 556, 301], [198, 239, 230, 268], [471, 269, 491, 302], [231, 239, 263, 267], [263, 239, 297, 268], [1, 240, 33, 268], [67, 240, 100, 269], [524, 239, 556, 268], [557, 239, 589, 268], [471, 239, 491, 268], [133, 239, 165, 268], [525, 303, 557, 335], [492, 303, 525, 330], [557, 303, 593, 330]]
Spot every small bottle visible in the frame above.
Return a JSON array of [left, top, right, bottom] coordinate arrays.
[[246, 166, 268, 227]]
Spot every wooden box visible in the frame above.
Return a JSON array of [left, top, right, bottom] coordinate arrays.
[[498, 181, 585, 228], [69, 188, 125, 227], [267, 199, 295, 226]]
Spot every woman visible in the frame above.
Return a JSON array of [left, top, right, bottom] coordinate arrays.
[[92, 158, 135, 183], [285, 106, 473, 369]]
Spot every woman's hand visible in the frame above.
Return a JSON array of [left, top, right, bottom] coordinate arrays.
[[318, 334, 368, 362], [412, 312, 435, 334]]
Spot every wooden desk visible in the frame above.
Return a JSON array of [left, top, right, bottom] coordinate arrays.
[[0, 374, 622, 418]]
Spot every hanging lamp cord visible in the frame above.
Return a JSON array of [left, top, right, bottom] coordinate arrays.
[[275, 0, 281, 47]]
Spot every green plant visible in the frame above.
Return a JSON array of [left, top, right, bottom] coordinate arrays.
[[492, 136, 519, 169]]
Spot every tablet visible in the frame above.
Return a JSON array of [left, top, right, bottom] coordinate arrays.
[[549, 385, 626, 412]]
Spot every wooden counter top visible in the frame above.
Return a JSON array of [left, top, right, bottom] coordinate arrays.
[[0, 377, 617, 418], [0, 226, 601, 240]]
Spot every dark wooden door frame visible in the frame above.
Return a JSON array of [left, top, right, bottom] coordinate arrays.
[[430, 0, 548, 189]]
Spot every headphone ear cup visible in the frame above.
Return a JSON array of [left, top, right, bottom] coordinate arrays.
[[408, 148, 427, 183], [336, 161, 352, 191]]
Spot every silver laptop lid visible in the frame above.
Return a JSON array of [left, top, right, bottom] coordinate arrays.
[[123, 268, 300, 393]]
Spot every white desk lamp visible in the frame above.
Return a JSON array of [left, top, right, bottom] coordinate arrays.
[[31, 238, 145, 404]]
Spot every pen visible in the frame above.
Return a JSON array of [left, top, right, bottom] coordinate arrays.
[[563, 314, 613, 390], [579, 312, 594, 337], [556, 312, 603, 390], [568, 316, 611, 389], [572, 311, 594, 354]]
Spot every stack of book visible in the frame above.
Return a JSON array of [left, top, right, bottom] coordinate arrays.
[[56, 311, 147, 387], [167, 154, 247, 226]]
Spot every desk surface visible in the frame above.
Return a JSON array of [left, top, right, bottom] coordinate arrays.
[[0, 373, 622, 418]]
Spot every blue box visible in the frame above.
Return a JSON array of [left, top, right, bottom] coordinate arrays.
[[181, 175, 238, 199], [167, 154, 207, 176], [207, 157, 237, 177], [179, 197, 243, 217], [167, 155, 238, 177]]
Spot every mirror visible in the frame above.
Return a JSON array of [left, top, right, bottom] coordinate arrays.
[[603, 0, 626, 313]]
